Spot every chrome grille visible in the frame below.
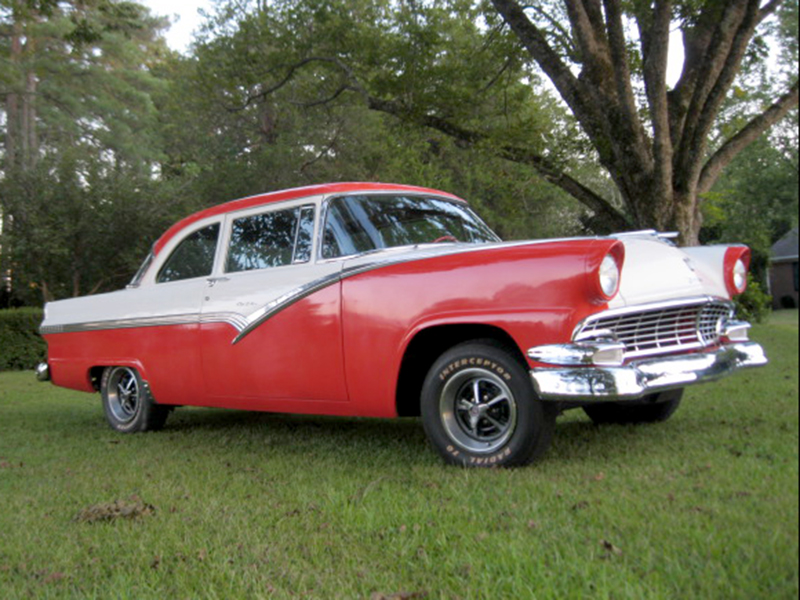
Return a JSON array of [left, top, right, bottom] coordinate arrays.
[[576, 299, 734, 360]]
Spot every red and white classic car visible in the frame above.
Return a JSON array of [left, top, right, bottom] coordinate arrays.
[[37, 182, 767, 466]]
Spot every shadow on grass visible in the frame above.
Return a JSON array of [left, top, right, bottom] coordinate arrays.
[[160, 405, 689, 466], [159, 407, 432, 461]]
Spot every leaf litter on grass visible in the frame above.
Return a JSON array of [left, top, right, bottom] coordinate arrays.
[[74, 495, 155, 523]]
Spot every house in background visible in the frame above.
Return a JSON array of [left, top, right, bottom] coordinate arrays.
[[769, 227, 799, 309]]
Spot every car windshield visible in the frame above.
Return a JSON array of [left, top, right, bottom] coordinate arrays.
[[321, 194, 499, 259]]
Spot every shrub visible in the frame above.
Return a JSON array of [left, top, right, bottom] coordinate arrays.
[[734, 275, 772, 324], [0, 308, 46, 371]]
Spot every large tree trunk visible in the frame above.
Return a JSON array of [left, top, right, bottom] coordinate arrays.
[[489, 0, 797, 245], [4, 1, 38, 173]]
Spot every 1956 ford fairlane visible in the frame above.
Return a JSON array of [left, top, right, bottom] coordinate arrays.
[[37, 182, 767, 466]]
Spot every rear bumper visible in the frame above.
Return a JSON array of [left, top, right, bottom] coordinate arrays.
[[529, 342, 767, 401], [35, 362, 51, 382]]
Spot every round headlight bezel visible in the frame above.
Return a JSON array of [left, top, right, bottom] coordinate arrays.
[[724, 247, 750, 296]]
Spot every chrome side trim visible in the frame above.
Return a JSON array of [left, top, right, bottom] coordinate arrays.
[[530, 341, 767, 401], [40, 312, 248, 336], [44, 239, 607, 341], [232, 272, 344, 344], [232, 256, 432, 343]]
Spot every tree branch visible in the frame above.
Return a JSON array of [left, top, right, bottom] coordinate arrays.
[[521, 3, 579, 61], [367, 96, 631, 232], [490, 0, 627, 204], [229, 43, 632, 233], [698, 80, 799, 195], [637, 1, 674, 211], [603, 0, 651, 167], [689, 0, 772, 173], [490, 0, 587, 117]]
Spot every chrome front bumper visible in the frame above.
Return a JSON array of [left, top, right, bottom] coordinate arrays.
[[529, 342, 767, 401]]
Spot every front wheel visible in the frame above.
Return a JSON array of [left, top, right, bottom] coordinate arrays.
[[421, 341, 556, 467], [583, 389, 683, 425], [101, 366, 170, 433]]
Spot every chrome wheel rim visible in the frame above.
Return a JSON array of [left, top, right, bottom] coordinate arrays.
[[439, 368, 517, 454], [106, 367, 140, 424]]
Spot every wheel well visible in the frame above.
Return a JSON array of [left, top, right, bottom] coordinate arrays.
[[89, 366, 106, 391], [395, 324, 526, 417]]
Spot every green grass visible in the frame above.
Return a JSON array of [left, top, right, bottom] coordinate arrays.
[[1, 319, 797, 599]]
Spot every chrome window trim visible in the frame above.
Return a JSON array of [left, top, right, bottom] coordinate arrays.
[[155, 222, 223, 285], [144, 217, 224, 286], [223, 200, 319, 274], [127, 250, 155, 289], [315, 191, 499, 262]]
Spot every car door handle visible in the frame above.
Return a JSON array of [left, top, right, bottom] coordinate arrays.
[[206, 277, 230, 287]]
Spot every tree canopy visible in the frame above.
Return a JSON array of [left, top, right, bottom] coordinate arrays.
[[1, 0, 797, 305]]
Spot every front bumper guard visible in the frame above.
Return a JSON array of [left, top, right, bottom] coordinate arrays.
[[529, 342, 767, 401]]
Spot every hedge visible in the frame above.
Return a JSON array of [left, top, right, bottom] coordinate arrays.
[[0, 308, 46, 371]]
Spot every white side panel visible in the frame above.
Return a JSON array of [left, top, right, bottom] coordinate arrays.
[[41, 278, 208, 332]]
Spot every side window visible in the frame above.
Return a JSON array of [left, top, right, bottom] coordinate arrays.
[[226, 204, 315, 273], [294, 205, 315, 264], [156, 223, 220, 284]]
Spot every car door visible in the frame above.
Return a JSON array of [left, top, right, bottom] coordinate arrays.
[[134, 219, 222, 404], [198, 200, 348, 410]]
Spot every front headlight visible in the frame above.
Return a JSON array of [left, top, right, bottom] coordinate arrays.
[[733, 258, 747, 294], [598, 254, 620, 298]]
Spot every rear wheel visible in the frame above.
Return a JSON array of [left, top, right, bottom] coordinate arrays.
[[583, 389, 683, 425], [421, 341, 556, 467], [101, 366, 169, 433]]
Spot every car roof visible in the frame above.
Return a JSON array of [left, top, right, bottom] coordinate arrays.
[[153, 182, 463, 256]]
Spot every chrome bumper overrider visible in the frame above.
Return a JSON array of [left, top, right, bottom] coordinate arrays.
[[35, 362, 51, 382], [529, 342, 767, 401]]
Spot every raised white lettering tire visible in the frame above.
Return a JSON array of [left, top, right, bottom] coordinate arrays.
[[421, 340, 556, 467]]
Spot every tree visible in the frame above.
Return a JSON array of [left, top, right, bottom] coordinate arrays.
[[156, 0, 590, 240], [0, 1, 182, 304], [486, 0, 798, 244], [193, 0, 797, 244]]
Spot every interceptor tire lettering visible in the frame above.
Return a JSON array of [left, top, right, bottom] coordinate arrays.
[[583, 389, 684, 425], [421, 341, 556, 467], [100, 366, 169, 433]]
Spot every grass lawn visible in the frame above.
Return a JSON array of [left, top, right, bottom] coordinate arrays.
[[1, 312, 797, 599]]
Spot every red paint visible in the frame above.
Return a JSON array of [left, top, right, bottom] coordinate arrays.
[[340, 239, 619, 415], [723, 246, 750, 296], [199, 284, 348, 408], [46, 324, 203, 401], [43, 238, 620, 419]]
